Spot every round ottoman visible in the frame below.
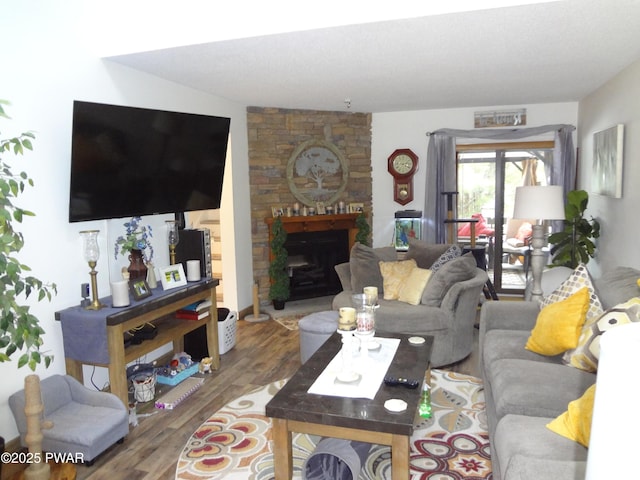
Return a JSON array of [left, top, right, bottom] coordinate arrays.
[[298, 311, 339, 364]]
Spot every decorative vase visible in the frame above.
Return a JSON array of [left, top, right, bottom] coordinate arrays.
[[127, 249, 148, 280]]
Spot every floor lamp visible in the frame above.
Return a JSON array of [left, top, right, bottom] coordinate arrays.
[[512, 185, 565, 302]]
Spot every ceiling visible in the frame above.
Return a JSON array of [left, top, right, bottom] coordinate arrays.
[[107, 0, 640, 113]]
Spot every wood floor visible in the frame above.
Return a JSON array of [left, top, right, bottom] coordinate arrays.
[[6, 314, 481, 480]]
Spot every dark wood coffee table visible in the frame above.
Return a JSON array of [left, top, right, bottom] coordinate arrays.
[[266, 331, 433, 480]]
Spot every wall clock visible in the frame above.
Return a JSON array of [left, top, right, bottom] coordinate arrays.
[[387, 149, 418, 205]]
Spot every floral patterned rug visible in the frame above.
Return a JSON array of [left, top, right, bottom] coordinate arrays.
[[176, 370, 492, 479]]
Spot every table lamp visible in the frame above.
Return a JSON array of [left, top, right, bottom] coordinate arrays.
[[80, 230, 106, 310], [166, 220, 180, 265], [512, 185, 565, 301]]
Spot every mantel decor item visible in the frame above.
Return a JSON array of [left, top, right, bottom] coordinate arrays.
[[286, 139, 349, 207], [166, 220, 180, 265], [80, 229, 106, 310], [114, 216, 154, 280], [0, 100, 57, 370]]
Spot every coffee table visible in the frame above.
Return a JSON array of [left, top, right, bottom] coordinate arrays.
[[265, 331, 433, 480]]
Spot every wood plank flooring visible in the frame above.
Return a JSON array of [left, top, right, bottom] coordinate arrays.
[[7, 314, 481, 480]]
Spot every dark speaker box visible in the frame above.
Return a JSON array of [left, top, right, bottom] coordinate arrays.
[[175, 228, 212, 279]]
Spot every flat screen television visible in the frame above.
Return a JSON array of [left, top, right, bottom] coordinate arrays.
[[69, 100, 230, 222]]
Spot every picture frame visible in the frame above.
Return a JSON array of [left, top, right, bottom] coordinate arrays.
[[271, 206, 284, 217], [349, 203, 364, 213], [160, 264, 188, 290], [129, 278, 152, 300], [592, 124, 624, 198]]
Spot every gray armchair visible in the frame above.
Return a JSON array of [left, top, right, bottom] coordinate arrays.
[[9, 374, 129, 464], [332, 242, 488, 367]]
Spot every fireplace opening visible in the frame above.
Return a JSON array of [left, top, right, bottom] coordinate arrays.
[[285, 229, 350, 300]]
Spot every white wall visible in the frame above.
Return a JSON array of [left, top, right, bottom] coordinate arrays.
[[577, 59, 640, 278], [371, 102, 579, 247], [1, 1, 252, 440]]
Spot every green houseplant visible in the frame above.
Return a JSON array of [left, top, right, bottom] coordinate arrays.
[[355, 211, 371, 246], [268, 216, 289, 309], [549, 189, 601, 269], [0, 100, 57, 370]]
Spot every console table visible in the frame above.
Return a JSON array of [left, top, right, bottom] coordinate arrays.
[[55, 278, 219, 406]]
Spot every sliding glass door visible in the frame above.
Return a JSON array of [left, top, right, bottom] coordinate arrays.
[[457, 142, 554, 294]]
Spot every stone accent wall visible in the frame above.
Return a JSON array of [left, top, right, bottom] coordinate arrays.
[[248, 106, 372, 303]]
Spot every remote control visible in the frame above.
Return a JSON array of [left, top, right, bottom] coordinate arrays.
[[384, 376, 419, 389]]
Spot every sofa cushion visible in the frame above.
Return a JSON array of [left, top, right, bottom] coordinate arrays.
[[540, 263, 603, 321], [421, 254, 478, 307], [593, 266, 640, 309], [349, 243, 397, 293], [546, 384, 596, 448], [489, 358, 596, 420], [397, 267, 432, 306], [494, 415, 588, 480], [483, 329, 564, 371], [430, 244, 462, 272], [379, 259, 417, 300], [404, 240, 454, 269], [525, 287, 590, 356], [562, 297, 640, 372]]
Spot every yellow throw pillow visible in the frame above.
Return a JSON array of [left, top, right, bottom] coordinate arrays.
[[379, 259, 417, 300], [547, 384, 596, 447], [526, 287, 590, 356], [398, 268, 432, 305]]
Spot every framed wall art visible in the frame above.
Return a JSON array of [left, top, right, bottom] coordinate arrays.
[[592, 124, 624, 198]]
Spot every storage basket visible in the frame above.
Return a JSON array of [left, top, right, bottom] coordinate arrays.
[[132, 372, 156, 403], [218, 308, 237, 354]]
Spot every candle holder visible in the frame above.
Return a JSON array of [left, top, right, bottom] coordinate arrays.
[[80, 230, 106, 310], [166, 220, 180, 265]]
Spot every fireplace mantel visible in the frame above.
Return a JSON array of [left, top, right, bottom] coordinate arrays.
[[265, 213, 360, 254]]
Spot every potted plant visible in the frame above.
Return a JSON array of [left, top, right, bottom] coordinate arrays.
[[0, 100, 57, 370], [355, 211, 371, 246], [268, 216, 289, 309], [549, 189, 601, 268], [114, 216, 154, 280]]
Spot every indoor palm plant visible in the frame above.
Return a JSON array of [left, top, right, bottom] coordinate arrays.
[[0, 100, 57, 370], [549, 189, 601, 268], [268, 216, 289, 309]]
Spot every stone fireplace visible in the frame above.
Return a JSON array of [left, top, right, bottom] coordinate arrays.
[[266, 213, 359, 300], [248, 107, 372, 305]]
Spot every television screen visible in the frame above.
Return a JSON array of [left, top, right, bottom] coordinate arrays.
[[69, 101, 230, 222]]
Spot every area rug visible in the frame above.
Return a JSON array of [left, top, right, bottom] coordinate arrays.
[[273, 314, 306, 331], [176, 370, 491, 479]]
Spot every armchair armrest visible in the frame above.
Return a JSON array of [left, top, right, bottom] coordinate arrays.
[[64, 375, 126, 410]]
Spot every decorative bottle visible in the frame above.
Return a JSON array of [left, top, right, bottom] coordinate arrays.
[[419, 381, 432, 419]]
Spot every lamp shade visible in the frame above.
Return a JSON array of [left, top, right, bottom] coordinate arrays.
[[512, 185, 565, 220]]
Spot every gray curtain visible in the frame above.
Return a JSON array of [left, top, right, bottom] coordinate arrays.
[[424, 124, 576, 243]]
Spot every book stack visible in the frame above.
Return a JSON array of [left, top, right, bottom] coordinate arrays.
[[175, 299, 212, 320]]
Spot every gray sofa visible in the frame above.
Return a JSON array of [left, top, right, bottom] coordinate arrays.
[[332, 242, 488, 367], [480, 265, 640, 480]]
